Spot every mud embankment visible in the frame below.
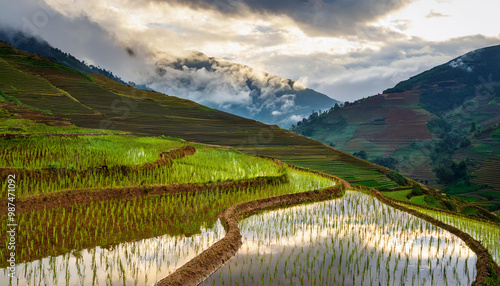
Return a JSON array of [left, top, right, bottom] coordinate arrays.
[[155, 183, 346, 286]]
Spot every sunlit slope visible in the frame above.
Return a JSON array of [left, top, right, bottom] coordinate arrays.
[[0, 41, 493, 219]]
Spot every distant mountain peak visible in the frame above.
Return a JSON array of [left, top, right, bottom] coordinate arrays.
[[145, 49, 339, 127]]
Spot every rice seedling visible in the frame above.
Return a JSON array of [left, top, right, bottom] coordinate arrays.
[[0, 135, 185, 170], [0, 221, 226, 286], [402, 203, 500, 265], [0, 169, 335, 275], [201, 191, 476, 285], [1, 139, 284, 196]]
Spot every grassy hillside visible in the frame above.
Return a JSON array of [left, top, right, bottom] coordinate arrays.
[[292, 44, 500, 211], [0, 40, 493, 220]]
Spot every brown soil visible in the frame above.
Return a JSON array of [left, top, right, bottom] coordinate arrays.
[[256, 155, 284, 167], [155, 183, 347, 286]]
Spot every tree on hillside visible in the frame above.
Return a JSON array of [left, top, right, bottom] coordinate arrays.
[[433, 161, 469, 185], [353, 150, 367, 160], [373, 156, 398, 170]]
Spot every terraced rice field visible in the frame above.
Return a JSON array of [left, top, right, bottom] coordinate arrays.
[[202, 192, 476, 286], [0, 166, 335, 285], [473, 157, 500, 191], [0, 138, 283, 196], [0, 221, 226, 286], [281, 156, 400, 190], [1, 41, 498, 285]]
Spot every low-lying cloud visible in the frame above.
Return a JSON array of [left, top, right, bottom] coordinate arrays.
[[145, 51, 335, 125]]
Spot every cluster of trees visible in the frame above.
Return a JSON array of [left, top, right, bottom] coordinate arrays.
[[292, 99, 362, 130], [373, 156, 398, 170], [433, 161, 469, 185], [87, 64, 127, 85], [353, 150, 398, 170], [427, 118, 476, 186], [353, 150, 367, 160], [293, 109, 328, 129]]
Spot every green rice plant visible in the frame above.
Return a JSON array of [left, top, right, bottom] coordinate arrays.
[[0, 135, 185, 170], [2, 141, 285, 196], [402, 203, 500, 265], [0, 168, 334, 272]]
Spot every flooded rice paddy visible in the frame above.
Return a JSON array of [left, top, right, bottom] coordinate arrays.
[[201, 191, 476, 286], [1, 191, 477, 285], [0, 221, 225, 286]]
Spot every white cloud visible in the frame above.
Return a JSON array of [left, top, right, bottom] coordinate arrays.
[[1, 0, 499, 108]]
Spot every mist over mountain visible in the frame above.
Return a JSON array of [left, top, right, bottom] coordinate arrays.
[[0, 29, 338, 127], [146, 51, 338, 126]]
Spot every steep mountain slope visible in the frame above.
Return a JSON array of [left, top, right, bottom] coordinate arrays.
[[292, 44, 500, 211], [0, 30, 338, 127], [1, 40, 493, 220]]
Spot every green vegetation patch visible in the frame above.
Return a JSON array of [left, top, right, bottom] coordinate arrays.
[[381, 189, 412, 202], [1, 138, 285, 196], [0, 118, 118, 135], [443, 182, 485, 196], [424, 195, 444, 209], [0, 135, 184, 170], [0, 90, 53, 115], [409, 195, 426, 205]]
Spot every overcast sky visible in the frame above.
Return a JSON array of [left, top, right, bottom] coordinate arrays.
[[1, 0, 500, 102]]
